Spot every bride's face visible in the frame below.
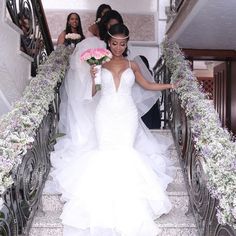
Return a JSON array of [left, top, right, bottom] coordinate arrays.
[[109, 35, 127, 57]]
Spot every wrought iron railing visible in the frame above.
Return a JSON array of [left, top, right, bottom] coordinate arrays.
[[0, 99, 58, 236], [6, 0, 53, 76], [0, 43, 70, 235], [153, 56, 172, 129], [166, 0, 184, 23], [0, 1, 65, 235], [153, 56, 236, 236]]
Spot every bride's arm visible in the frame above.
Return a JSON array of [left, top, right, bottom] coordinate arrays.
[[131, 61, 175, 91]]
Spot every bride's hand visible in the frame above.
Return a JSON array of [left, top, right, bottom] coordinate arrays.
[[171, 81, 180, 90], [90, 65, 97, 79]]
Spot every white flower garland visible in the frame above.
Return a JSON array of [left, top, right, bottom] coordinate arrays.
[[0, 45, 71, 197], [162, 39, 236, 229]]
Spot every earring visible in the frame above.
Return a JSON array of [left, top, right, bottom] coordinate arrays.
[[108, 44, 111, 47]]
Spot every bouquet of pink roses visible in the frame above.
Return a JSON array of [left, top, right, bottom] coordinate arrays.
[[80, 48, 112, 65], [80, 48, 112, 90]]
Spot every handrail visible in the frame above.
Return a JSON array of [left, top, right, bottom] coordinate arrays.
[[153, 39, 236, 235], [32, 0, 54, 54], [170, 0, 184, 12], [6, 0, 54, 76]]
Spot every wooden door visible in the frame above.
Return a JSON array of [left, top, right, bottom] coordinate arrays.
[[230, 62, 236, 133], [213, 62, 229, 128]]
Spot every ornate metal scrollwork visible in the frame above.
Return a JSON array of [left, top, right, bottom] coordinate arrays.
[[6, 0, 53, 76], [204, 202, 236, 236], [0, 97, 58, 235], [206, 206, 236, 236], [187, 149, 210, 234], [169, 93, 189, 159], [0, 197, 17, 236]]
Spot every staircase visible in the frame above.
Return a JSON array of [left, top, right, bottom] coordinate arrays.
[[29, 130, 198, 236]]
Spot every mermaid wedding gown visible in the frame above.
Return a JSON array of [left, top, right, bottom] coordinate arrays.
[[47, 37, 174, 236], [49, 69, 174, 236]]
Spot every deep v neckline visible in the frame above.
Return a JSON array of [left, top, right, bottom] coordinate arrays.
[[103, 67, 130, 92]]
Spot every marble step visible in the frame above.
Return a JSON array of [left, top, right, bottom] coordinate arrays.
[[29, 227, 198, 236], [174, 166, 187, 184], [159, 227, 198, 236], [151, 129, 172, 136], [41, 181, 189, 214], [166, 149, 179, 164], [30, 204, 198, 236], [29, 224, 198, 236], [151, 129, 181, 162]]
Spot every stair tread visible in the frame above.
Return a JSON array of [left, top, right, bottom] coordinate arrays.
[[150, 129, 172, 134], [32, 208, 196, 229], [43, 167, 186, 195], [42, 183, 188, 197], [29, 227, 198, 236], [40, 193, 190, 217]]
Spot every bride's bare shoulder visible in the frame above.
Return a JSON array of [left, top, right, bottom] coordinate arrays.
[[130, 61, 140, 73]]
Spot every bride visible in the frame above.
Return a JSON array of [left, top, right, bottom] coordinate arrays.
[[48, 23, 176, 236]]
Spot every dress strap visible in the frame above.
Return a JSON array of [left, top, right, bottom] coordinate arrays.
[[128, 60, 131, 68]]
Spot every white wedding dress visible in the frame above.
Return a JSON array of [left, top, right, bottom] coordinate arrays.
[[47, 37, 174, 236]]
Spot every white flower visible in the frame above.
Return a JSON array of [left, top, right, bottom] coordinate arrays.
[[65, 33, 81, 40], [95, 18, 101, 23], [0, 197, 4, 208]]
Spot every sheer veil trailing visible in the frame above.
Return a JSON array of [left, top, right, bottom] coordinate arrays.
[[58, 37, 105, 153], [132, 55, 161, 116]]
